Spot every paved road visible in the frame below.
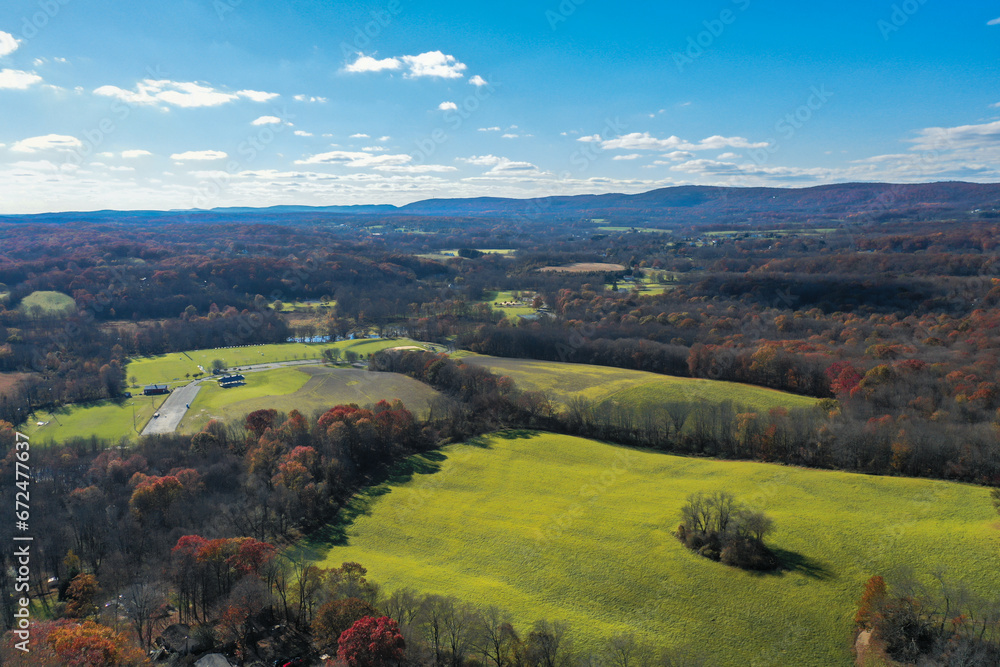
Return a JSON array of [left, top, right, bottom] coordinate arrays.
[[142, 382, 204, 435], [139, 359, 329, 436]]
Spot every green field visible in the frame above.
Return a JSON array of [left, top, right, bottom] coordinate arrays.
[[280, 300, 336, 312], [314, 432, 1000, 665], [460, 355, 817, 411], [477, 291, 538, 321], [126, 338, 438, 387], [21, 395, 167, 444], [179, 366, 442, 433], [18, 290, 76, 315]]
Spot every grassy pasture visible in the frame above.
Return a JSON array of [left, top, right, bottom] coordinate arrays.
[[477, 290, 538, 321], [314, 431, 1000, 665], [459, 355, 817, 411], [20, 395, 167, 444], [280, 300, 336, 312], [178, 365, 441, 433], [126, 338, 431, 387], [18, 291, 75, 315]]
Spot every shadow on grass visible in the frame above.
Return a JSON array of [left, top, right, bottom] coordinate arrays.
[[493, 429, 539, 441], [309, 450, 450, 549], [769, 548, 835, 580], [302, 431, 529, 552]]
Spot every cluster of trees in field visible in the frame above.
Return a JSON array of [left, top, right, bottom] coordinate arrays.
[[676, 492, 777, 571]]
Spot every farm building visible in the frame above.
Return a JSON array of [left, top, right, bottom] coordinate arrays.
[[218, 374, 246, 388], [143, 384, 170, 396]]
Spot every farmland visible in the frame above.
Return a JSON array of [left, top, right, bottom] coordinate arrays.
[[459, 355, 818, 411], [178, 365, 441, 433], [314, 431, 1000, 666], [20, 394, 168, 444], [476, 290, 538, 321], [126, 338, 440, 387]]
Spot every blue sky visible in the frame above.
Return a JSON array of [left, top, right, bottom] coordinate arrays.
[[0, 0, 998, 213]]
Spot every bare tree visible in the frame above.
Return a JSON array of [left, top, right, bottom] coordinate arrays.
[[443, 601, 479, 667], [477, 606, 518, 667], [123, 581, 169, 649]]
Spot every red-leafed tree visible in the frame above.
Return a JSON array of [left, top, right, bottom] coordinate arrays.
[[855, 575, 887, 629], [246, 408, 280, 438], [337, 616, 406, 667], [312, 598, 378, 651], [825, 361, 862, 396]]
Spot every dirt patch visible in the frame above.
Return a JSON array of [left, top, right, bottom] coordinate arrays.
[[386, 346, 423, 351], [538, 262, 626, 273]]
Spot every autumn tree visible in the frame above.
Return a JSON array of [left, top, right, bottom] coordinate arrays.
[[64, 574, 101, 618], [313, 597, 378, 652], [338, 616, 406, 667]]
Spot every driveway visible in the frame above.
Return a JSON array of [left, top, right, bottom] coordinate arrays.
[[139, 359, 328, 435], [141, 382, 204, 436]]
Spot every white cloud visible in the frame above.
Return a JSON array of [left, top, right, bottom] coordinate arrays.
[[171, 150, 228, 161], [93, 79, 278, 108], [0, 69, 42, 90], [457, 155, 541, 176], [401, 51, 467, 78], [577, 134, 602, 143], [908, 120, 1000, 151], [502, 133, 520, 139], [350, 133, 370, 139], [596, 132, 768, 152], [295, 150, 412, 167], [374, 164, 458, 173], [478, 126, 501, 132], [294, 94, 328, 103], [469, 75, 488, 87], [717, 152, 741, 160], [0, 31, 19, 58], [988, 17, 1000, 26], [344, 54, 402, 73], [345, 50, 468, 79], [378, 136, 391, 142], [11, 134, 82, 153], [612, 154, 642, 161], [485, 158, 541, 175], [121, 149, 153, 158], [237, 89, 279, 102], [438, 101, 458, 111], [458, 155, 503, 166], [362, 146, 388, 152], [663, 151, 695, 161], [252, 115, 282, 125], [294, 130, 314, 137]]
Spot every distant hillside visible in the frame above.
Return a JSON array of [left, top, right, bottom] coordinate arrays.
[[3, 181, 999, 227], [395, 182, 1000, 225]]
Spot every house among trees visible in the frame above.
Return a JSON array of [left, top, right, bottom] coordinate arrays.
[[143, 384, 170, 396]]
